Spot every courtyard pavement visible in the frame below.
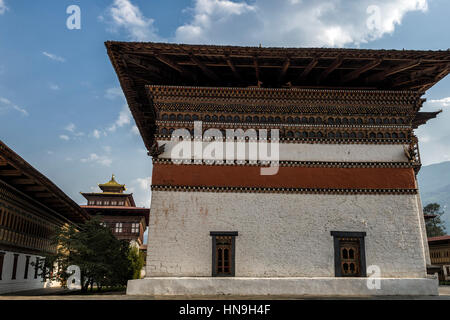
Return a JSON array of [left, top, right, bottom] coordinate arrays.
[[0, 286, 450, 300]]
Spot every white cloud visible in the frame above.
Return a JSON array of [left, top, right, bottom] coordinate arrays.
[[131, 125, 139, 135], [135, 176, 152, 190], [103, 0, 161, 41], [415, 96, 450, 165], [42, 51, 66, 62], [65, 123, 76, 132], [108, 105, 131, 132], [174, 0, 428, 47], [129, 176, 152, 207], [105, 87, 125, 100], [49, 83, 60, 90], [428, 97, 450, 108], [0, 0, 8, 15], [81, 153, 113, 167], [0, 96, 29, 116], [59, 134, 70, 141], [92, 129, 102, 139], [64, 123, 84, 137]]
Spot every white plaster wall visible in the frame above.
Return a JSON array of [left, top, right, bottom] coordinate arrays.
[[157, 140, 409, 162], [0, 251, 56, 294], [146, 192, 427, 278]]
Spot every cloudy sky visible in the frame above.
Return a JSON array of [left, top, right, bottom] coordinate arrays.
[[0, 0, 449, 213]]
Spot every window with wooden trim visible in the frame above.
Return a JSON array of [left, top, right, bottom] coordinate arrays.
[[210, 231, 237, 277], [331, 231, 366, 277], [24, 255, 30, 279], [115, 223, 123, 233], [131, 223, 139, 233], [11, 253, 19, 280], [0, 252, 4, 280]]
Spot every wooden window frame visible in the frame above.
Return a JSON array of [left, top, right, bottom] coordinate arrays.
[[331, 231, 367, 277], [24, 255, 30, 279], [0, 252, 4, 280], [210, 231, 238, 277], [11, 253, 19, 280]]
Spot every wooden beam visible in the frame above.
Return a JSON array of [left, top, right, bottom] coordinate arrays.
[[366, 59, 421, 83], [0, 157, 8, 166], [189, 53, 220, 82], [393, 63, 450, 88], [253, 56, 260, 82], [123, 54, 161, 74], [342, 59, 382, 83], [317, 56, 343, 83], [0, 169, 22, 176], [10, 178, 34, 185], [23, 185, 47, 192], [278, 58, 290, 83], [34, 193, 54, 198], [296, 57, 318, 82], [154, 53, 197, 80], [224, 55, 243, 81]]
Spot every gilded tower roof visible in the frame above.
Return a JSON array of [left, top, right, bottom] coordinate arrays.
[[98, 174, 126, 193]]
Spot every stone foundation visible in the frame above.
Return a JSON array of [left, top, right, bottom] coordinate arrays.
[[127, 277, 438, 297]]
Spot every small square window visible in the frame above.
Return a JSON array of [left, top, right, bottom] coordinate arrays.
[[115, 223, 123, 233], [131, 223, 139, 233]]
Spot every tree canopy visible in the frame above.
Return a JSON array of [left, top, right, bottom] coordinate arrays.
[[37, 216, 144, 292], [424, 203, 447, 237]]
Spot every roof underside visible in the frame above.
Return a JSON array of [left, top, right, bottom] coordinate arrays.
[[0, 140, 89, 224], [105, 42, 450, 150]]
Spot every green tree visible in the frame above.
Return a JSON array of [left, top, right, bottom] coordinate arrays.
[[128, 245, 145, 280], [36, 216, 137, 292], [424, 203, 447, 237]]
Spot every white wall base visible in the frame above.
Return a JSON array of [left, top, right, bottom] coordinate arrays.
[[126, 277, 439, 297]]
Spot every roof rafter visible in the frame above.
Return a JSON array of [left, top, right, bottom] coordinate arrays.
[[366, 59, 422, 83], [189, 53, 219, 82], [317, 56, 343, 83], [278, 57, 291, 83], [224, 54, 243, 82], [296, 57, 318, 82], [342, 58, 383, 83]]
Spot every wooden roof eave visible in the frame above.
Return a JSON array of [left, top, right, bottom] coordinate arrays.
[[0, 140, 89, 223]]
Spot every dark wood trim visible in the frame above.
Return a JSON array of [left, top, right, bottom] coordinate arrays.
[[331, 231, 367, 277], [11, 253, 19, 280], [24, 255, 30, 279], [210, 231, 238, 277], [0, 251, 4, 280]]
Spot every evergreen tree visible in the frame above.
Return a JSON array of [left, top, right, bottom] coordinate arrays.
[[424, 203, 447, 237], [35, 216, 143, 292]]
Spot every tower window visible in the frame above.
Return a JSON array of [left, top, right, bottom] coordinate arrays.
[[210, 231, 238, 277], [331, 231, 366, 277]]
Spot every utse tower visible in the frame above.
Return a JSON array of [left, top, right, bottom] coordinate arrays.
[[106, 42, 450, 296]]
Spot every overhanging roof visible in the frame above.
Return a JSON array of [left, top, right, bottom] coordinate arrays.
[[0, 140, 89, 224], [105, 42, 450, 150], [80, 205, 149, 225]]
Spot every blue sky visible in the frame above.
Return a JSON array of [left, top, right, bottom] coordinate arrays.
[[0, 0, 449, 215]]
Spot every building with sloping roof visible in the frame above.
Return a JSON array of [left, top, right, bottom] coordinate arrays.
[[106, 42, 450, 296], [0, 140, 89, 294]]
